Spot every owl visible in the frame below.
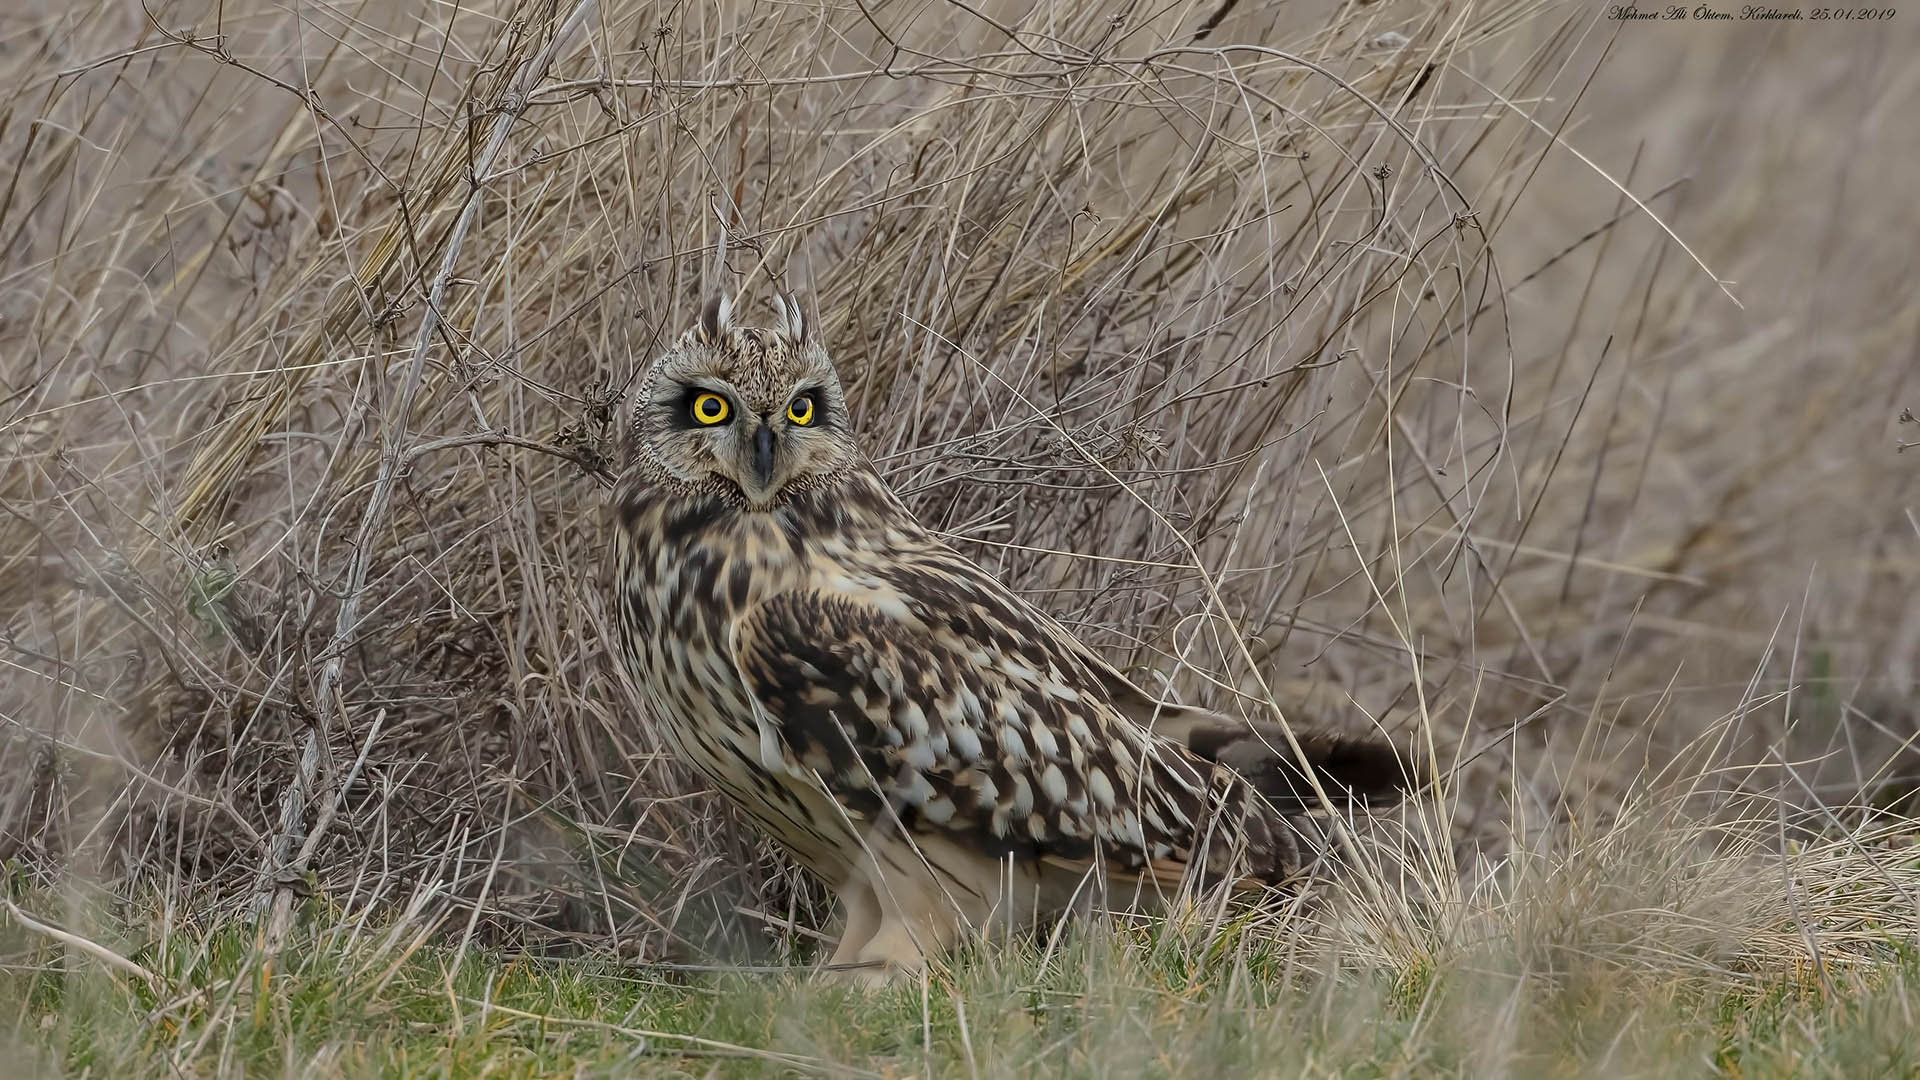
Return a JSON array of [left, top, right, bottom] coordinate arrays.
[[612, 293, 1406, 985]]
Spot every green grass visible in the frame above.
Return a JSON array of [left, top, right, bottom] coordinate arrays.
[[6, 895, 1919, 1078]]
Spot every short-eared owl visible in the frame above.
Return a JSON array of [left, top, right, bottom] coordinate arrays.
[[613, 293, 1405, 984]]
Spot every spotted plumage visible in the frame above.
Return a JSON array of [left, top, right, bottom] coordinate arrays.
[[612, 293, 1406, 984]]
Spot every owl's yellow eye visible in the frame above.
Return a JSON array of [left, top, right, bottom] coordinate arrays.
[[691, 392, 730, 425], [787, 394, 815, 426]]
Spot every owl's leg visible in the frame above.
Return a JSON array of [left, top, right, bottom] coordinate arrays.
[[838, 913, 942, 986], [817, 883, 962, 987], [821, 830, 983, 986], [820, 890, 944, 987], [844, 883, 968, 986], [825, 879, 882, 970]]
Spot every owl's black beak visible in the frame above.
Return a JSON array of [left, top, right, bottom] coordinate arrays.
[[751, 421, 776, 489]]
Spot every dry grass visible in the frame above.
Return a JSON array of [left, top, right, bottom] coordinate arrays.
[[0, 0, 1917, 1073]]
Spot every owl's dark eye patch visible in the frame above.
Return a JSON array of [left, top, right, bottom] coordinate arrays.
[[671, 386, 734, 428], [791, 386, 831, 428]]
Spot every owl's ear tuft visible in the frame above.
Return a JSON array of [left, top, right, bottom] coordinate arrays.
[[695, 293, 733, 343], [770, 291, 809, 344]]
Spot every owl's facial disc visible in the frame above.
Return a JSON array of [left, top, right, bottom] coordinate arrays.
[[674, 377, 825, 505]]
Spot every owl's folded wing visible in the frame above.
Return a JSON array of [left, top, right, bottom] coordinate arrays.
[[728, 589, 1286, 879], [1015, 613, 1410, 815]]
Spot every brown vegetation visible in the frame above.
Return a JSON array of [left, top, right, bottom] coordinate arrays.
[[1, 0, 1915, 985]]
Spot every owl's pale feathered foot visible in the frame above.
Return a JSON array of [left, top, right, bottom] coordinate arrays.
[[817, 877, 963, 988], [819, 880, 894, 987], [815, 831, 1002, 987]]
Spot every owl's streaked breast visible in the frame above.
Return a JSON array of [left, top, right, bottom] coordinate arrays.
[[614, 477, 860, 879]]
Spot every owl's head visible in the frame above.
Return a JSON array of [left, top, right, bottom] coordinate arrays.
[[626, 293, 857, 507]]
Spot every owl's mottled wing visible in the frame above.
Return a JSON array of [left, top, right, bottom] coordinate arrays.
[[729, 586, 1284, 879], [973, 606, 1410, 817]]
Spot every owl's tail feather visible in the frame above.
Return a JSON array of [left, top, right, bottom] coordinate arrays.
[[1106, 679, 1411, 814], [1185, 721, 1409, 814]]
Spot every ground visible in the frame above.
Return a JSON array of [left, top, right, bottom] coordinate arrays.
[[8, 894, 1920, 1078]]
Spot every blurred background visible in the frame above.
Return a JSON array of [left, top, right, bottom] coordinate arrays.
[[0, 0, 1914, 963]]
